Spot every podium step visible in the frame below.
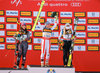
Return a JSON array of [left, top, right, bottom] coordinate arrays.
[[27, 65, 75, 73], [0, 68, 28, 73], [0, 65, 75, 73]]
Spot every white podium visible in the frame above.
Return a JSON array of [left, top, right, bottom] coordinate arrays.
[[0, 65, 75, 73], [27, 65, 75, 73], [0, 69, 28, 73]]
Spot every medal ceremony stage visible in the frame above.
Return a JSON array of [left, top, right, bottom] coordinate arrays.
[[0, 0, 100, 73], [0, 65, 75, 73], [0, 65, 100, 73]]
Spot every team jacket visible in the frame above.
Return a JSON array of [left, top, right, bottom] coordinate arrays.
[[59, 26, 73, 40], [14, 30, 30, 42], [37, 19, 57, 38]]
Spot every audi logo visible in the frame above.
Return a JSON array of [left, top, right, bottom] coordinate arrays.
[[71, 3, 81, 7]]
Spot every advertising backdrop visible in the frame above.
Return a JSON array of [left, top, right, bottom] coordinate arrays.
[[0, 0, 100, 72]]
